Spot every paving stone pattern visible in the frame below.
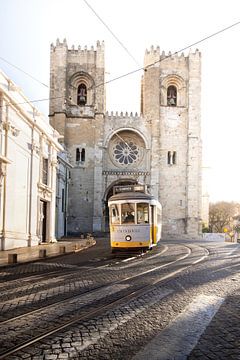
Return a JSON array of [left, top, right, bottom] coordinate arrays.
[[1, 241, 240, 359]]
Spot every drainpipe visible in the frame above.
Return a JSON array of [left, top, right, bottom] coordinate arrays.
[[64, 166, 69, 236], [49, 147, 57, 243], [1, 104, 9, 249], [28, 110, 36, 246]]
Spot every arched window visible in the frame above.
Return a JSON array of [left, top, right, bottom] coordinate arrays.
[[76, 148, 80, 161], [76, 147, 85, 163], [167, 85, 177, 106], [81, 148, 85, 162], [77, 84, 87, 106], [167, 151, 177, 165], [167, 151, 171, 165]]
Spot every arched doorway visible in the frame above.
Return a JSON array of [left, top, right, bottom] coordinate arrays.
[[103, 179, 138, 232]]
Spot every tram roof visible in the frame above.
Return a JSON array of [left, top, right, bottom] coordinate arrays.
[[108, 191, 156, 202]]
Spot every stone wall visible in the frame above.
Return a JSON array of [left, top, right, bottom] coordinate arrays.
[[49, 41, 202, 239]]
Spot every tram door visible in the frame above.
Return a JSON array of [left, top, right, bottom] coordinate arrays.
[[104, 180, 138, 232], [151, 205, 154, 244]]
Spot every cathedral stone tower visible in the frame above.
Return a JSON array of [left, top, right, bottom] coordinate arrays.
[[142, 47, 202, 237], [49, 40, 202, 238], [49, 39, 105, 234]]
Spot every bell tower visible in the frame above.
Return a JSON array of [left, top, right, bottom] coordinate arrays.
[[49, 39, 105, 234], [141, 47, 202, 238], [49, 38, 105, 137]]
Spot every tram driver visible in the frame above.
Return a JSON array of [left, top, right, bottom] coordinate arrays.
[[124, 211, 135, 223]]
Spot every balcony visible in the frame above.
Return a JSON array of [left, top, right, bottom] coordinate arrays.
[[66, 105, 95, 118]]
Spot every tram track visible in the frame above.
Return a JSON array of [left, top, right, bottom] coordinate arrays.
[[0, 245, 168, 303], [0, 245, 183, 325], [0, 244, 200, 320], [0, 245, 180, 325], [0, 247, 149, 286], [0, 243, 209, 359]]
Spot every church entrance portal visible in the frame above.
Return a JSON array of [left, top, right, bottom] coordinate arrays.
[[39, 200, 47, 242], [103, 179, 138, 232]]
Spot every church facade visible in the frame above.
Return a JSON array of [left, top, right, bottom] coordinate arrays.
[[49, 39, 202, 239]]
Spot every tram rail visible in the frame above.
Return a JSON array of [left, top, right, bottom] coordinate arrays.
[[0, 244, 209, 359]]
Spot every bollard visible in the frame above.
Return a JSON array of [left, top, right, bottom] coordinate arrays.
[[8, 253, 17, 264], [59, 246, 66, 254], [39, 249, 47, 258]]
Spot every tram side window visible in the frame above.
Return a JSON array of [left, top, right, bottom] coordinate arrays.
[[137, 203, 149, 224], [122, 203, 135, 224], [110, 204, 120, 224]]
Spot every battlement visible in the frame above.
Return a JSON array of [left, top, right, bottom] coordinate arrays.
[[50, 39, 105, 68], [145, 45, 161, 56], [105, 111, 142, 120], [50, 39, 104, 54], [144, 46, 201, 68], [144, 45, 161, 68]]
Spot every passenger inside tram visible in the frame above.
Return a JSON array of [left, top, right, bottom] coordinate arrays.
[[124, 211, 135, 223]]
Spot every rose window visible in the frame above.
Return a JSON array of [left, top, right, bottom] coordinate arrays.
[[109, 131, 145, 168], [113, 141, 139, 165]]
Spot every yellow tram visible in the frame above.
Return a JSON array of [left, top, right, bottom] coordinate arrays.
[[108, 186, 162, 252]]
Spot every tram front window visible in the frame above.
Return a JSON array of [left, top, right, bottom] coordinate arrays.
[[110, 204, 120, 224], [137, 203, 149, 224], [122, 203, 135, 224]]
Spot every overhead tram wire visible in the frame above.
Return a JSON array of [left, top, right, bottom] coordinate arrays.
[[0, 56, 49, 88], [82, 0, 140, 67], [1, 19, 240, 109], [91, 19, 240, 91], [0, 95, 63, 109]]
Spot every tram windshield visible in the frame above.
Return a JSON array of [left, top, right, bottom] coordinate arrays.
[[110, 202, 150, 225], [122, 203, 135, 224], [137, 203, 149, 224], [110, 204, 120, 224]]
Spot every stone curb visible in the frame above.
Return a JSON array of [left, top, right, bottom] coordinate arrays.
[[0, 238, 96, 269]]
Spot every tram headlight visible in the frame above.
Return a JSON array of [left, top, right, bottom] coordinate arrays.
[[125, 235, 132, 241]]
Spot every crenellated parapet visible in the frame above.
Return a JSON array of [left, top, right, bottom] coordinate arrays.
[[50, 39, 104, 67], [144, 45, 161, 68], [51, 39, 104, 53], [144, 46, 201, 68], [105, 111, 142, 120]]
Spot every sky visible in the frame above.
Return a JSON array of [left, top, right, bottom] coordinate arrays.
[[0, 0, 240, 203]]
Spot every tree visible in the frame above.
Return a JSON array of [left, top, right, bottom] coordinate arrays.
[[208, 202, 240, 233]]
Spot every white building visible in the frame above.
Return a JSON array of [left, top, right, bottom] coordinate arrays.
[[55, 150, 72, 239], [0, 69, 62, 250]]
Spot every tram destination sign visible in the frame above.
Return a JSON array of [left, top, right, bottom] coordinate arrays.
[[113, 184, 146, 194]]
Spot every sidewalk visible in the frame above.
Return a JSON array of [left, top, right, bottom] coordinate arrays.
[[0, 237, 96, 268]]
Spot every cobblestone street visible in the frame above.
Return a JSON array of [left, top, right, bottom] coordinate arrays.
[[0, 238, 239, 359]]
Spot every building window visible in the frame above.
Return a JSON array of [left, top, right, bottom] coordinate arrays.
[[77, 84, 87, 106], [76, 148, 80, 161], [113, 141, 139, 165], [167, 85, 177, 106], [81, 148, 85, 162], [167, 151, 171, 165], [172, 151, 177, 164], [167, 151, 177, 165], [76, 147, 85, 163], [42, 158, 48, 185]]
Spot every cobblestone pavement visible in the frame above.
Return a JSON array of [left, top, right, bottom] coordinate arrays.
[[0, 238, 239, 359]]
